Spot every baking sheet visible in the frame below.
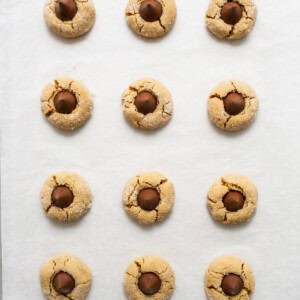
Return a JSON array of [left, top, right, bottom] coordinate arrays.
[[1, 0, 300, 299]]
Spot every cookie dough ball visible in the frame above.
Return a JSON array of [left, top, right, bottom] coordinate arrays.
[[40, 254, 92, 300], [125, 0, 177, 38], [207, 173, 257, 224], [205, 256, 255, 300], [123, 172, 174, 224], [205, 0, 257, 40], [41, 77, 93, 130], [208, 80, 259, 131], [122, 78, 173, 130], [124, 256, 175, 300], [40, 171, 92, 222], [44, 0, 96, 38]]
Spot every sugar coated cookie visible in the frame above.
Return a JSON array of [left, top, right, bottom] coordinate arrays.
[[124, 256, 175, 300], [40, 254, 92, 300], [206, 0, 257, 40], [122, 78, 173, 130], [123, 172, 174, 224], [44, 0, 96, 38], [207, 173, 257, 224], [40, 171, 92, 222], [208, 80, 259, 131], [125, 0, 177, 38], [205, 256, 255, 300], [41, 77, 93, 130]]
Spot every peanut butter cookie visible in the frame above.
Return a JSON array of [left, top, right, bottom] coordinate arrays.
[[125, 0, 177, 38], [124, 256, 175, 300], [207, 173, 258, 224], [122, 78, 173, 130], [40, 171, 92, 222], [123, 172, 174, 224], [205, 256, 255, 300], [40, 254, 92, 300], [41, 77, 93, 130], [44, 0, 96, 38], [208, 80, 259, 131], [206, 0, 257, 40]]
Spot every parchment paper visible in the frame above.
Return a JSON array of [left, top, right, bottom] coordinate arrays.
[[1, 0, 300, 299]]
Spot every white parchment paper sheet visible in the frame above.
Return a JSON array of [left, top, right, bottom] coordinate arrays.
[[1, 0, 300, 299]]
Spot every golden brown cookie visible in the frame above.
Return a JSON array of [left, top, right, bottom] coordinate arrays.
[[40, 254, 92, 300], [125, 0, 177, 38], [41, 77, 93, 130], [122, 78, 173, 130], [207, 173, 257, 224], [40, 171, 92, 222], [206, 0, 257, 40], [44, 0, 96, 38], [208, 80, 259, 131], [123, 172, 174, 224], [205, 256, 255, 300], [124, 256, 175, 300]]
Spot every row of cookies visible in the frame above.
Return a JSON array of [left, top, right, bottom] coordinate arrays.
[[44, 0, 257, 39], [40, 254, 255, 299], [41, 77, 259, 131], [41, 171, 257, 224]]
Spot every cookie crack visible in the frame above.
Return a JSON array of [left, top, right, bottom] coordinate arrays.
[[125, 178, 140, 208], [158, 178, 167, 186], [42, 90, 57, 117], [45, 108, 55, 118], [224, 115, 232, 128], [162, 104, 172, 118], [76, 279, 91, 286], [135, 209, 143, 218], [125, 272, 137, 279], [230, 81, 249, 101], [214, 2, 223, 9], [125, 202, 139, 209], [205, 285, 224, 297], [64, 258, 70, 267], [225, 25, 235, 38], [206, 13, 218, 20], [158, 19, 166, 32], [240, 263, 251, 294], [221, 178, 244, 194], [144, 181, 154, 187], [45, 178, 60, 212], [134, 260, 142, 274], [210, 93, 223, 100], [68, 80, 74, 90], [207, 196, 217, 204], [224, 212, 228, 222], [230, 81, 238, 91], [242, 5, 254, 21], [61, 207, 70, 220], [53, 176, 59, 185], [136, 116, 146, 127], [42, 90, 56, 103], [46, 204, 54, 213], [48, 260, 57, 297], [155, 208, 159, 222], [157, 266, 169, 275], [126, 11, 138, 17], [133, 15, 145, 33], [163, 277, 173, 284]]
